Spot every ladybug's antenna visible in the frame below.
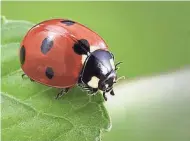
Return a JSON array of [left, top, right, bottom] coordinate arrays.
[[115, 61, 123, 71]]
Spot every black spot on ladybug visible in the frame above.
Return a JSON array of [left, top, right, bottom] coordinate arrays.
[[45, 67, 54, 79], [20, 46, 26, 65], [41, 37, 54, 54], [73, 39, 90, 55], [61, 20, 75, 26]]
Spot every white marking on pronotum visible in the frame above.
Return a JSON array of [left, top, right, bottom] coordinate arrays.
[[110, 58, 115, 69], [82, 55, 87, 64], [87, 76, 100, 88], [90, 46, 100, 52], [81, 46, 100, 64]]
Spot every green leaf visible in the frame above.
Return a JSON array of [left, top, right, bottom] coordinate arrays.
[[1, 16, 34, 45], [1, 18, 111, 141], [103, 69, 190, 141]]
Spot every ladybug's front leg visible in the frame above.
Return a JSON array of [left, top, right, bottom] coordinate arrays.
[[82, 86, 97, 94], [103, 92, 107, 101], [55, 87, 70, 99], [87, 88, 98, 95], [110, 90, 115, 96]]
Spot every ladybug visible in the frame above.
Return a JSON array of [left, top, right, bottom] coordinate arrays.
[[20, 19, 123, 101]]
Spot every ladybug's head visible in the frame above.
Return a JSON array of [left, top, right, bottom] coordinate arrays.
[[97, 59, 123, 93], [98, 70, 117, 92]]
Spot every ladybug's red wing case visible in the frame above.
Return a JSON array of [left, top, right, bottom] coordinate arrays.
[[20, 20, 83, 88], [20, 19, 108, 88]]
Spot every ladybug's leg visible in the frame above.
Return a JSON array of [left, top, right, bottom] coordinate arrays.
[[21, 73, 26, 79], [55, 87, 70, 99], [110, 90, 115, 96], [87, 88, 98, 95], [82, 86, 98, 94], [103, 92, 107, 101], [22, 73, 35, 82], [30, 78, 35, 82], [90, 88, 98, 94]]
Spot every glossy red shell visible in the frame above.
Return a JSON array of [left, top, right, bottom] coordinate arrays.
[[20, 19, 108, 88]]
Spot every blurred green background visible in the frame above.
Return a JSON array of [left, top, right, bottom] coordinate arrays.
[[2, 1, 190, 141]]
